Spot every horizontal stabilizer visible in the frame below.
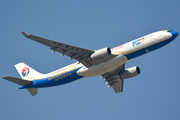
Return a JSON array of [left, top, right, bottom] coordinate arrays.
[[27, 88, 38, 96], [2, 76, 33, 86]]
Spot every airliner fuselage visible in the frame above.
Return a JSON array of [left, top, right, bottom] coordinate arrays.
[[3, 30, 178, 96]]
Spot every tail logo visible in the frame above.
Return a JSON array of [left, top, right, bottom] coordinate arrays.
[[22, 67, 29, 77]]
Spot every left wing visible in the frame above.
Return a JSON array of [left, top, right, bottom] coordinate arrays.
[[21, 32, 94, 67], [101, 64, 125, 93]]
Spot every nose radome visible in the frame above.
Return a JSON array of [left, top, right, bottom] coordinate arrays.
[[169, 30, 179, 39]]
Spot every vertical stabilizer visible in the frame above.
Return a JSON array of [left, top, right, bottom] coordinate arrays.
[[15, 62, 45, 80]]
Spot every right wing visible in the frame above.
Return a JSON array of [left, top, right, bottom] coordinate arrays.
[[102, 64, 125, 93], [21, 32, 94, 67]]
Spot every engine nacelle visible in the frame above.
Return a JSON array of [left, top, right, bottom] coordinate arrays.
[[120, 66, 140, 79], [90, 47, 111, 61]]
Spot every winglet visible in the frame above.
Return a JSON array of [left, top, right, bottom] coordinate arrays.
[[21, 31, 30, 37]]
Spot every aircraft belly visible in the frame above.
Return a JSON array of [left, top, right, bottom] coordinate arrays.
[[77, 55, 128, 77]]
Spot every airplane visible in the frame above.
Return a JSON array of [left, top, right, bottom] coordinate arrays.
[[2, 30, 178, 96]]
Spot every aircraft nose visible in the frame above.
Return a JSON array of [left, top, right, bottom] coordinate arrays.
[[168, 30, 179, 39]]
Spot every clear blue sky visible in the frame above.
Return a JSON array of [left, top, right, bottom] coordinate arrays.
[[1, 1, 180, 120]]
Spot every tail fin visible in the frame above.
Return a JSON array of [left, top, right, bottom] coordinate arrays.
[[2, 62, 44, 96], [15, 62, 45, 80]]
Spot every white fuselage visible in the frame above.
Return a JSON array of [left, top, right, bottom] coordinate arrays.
[[76, 30, 172, 77]]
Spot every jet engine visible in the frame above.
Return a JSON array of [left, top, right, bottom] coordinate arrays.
[[90, 47, 111, 61], [120, 66, 140, 79]]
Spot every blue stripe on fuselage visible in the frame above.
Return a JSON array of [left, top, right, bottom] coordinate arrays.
[[19, 67, 83, 89], [125, 34, 176, 60]]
